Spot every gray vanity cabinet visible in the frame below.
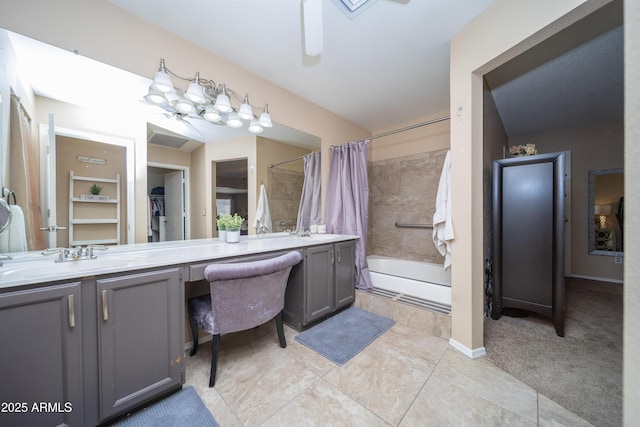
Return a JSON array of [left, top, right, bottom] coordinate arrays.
[[0, 282, 83, 427], [284, 240, 356, 330], [97, 268, 183, 422], [335, 240, 356, 309], [305, 244, 336, 322]]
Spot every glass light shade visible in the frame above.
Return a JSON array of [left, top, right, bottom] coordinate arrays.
[[203, 104, 222, 122], [238, 102, 254, 120], [164, 90, 179, 107], [214, 93, 232, 113], [152, 70, 174, 93], [248, 120, 264, 134], [184, 81, 206, 104], [176, 98, 195, 114], [226, 112, 243, 128], [258, 111, 273, 127], [144, 87, 167, 105]]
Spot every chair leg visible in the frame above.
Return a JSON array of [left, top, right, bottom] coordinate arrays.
[[209, 334, 221, 388], [276, 310, 287, 348], [188, 310, 199, 357]]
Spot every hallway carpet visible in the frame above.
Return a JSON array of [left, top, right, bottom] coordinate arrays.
[[484, 277, 622, 427]]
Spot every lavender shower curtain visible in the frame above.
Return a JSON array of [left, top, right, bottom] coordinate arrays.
[[296, 151, 322, 232], [325, 140, 373, 290]]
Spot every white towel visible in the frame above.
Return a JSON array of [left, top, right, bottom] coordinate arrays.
[[0, 205, 28, 253], [432, 151, 454, 270], [253, 184, 272, 233]]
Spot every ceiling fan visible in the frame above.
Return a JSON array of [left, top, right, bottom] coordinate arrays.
[[303, 0, 379, 56], [146, 101, 212, 138]]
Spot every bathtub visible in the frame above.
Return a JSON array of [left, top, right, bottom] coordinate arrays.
[[367, 255, 451, 310]]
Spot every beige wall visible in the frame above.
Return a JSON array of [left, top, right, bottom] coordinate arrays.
[[449, 0, 612, 355], [369, 111, 450, 162]]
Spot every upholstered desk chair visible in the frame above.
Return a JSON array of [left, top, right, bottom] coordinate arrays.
[[187, 250, 302, 387]]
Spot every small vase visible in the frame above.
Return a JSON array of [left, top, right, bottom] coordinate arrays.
[[218, 230, 227, 241], [226, 230, 240, 243]]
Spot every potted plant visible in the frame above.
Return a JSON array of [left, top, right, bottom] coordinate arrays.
[[82, 183, 108, 201], [225, 213, 245, 243], [216, 214, 230, 241]]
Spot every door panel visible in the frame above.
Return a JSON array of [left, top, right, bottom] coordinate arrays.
[[164, 170, 185, 241]]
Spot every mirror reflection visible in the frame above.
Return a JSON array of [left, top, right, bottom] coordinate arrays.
[[0, 27, 321, 254], [588, 168, 624, 255]]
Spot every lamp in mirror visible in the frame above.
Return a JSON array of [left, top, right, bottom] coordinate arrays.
[[594, 204, 611, 229], [588, 168, 623, 255], [144, 59, 272, 133]]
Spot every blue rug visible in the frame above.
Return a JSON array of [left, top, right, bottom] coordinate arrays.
[[294, 307, 395, 365], [111, 386, 219, 427]]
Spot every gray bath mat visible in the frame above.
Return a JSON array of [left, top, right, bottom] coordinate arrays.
[[111, 386, 219, 427], [294, 306, 395, 365]]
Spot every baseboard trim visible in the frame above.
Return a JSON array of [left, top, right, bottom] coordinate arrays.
[[449, 338, 486, 359], [568, 274, 623, 285]]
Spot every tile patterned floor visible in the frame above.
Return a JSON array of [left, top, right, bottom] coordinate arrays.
[[184, 319, 594, 426]]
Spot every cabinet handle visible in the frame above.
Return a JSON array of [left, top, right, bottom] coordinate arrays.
[[336, 247, 341, 263], [68, 295, 75, 328], [329, 249, 334, 264], [101, 290, 108, 321]]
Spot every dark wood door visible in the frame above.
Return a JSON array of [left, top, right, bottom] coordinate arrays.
[[492, 152, 566, 336]]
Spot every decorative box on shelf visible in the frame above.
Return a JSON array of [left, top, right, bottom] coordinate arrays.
[[80, 194, 110, 201]]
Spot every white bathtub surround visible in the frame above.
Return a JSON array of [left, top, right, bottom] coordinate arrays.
[[367, 255, 451, 313], [432, 150, 454, 270]]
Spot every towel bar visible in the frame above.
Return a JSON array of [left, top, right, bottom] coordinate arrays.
[[394, 222, 433, 229]]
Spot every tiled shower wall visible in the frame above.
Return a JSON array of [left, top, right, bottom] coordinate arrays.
[[268, 169, 304, 232], [368, 149, 449, 263]]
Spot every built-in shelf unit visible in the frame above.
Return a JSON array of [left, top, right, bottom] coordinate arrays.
[[69, 171, 120, 246]]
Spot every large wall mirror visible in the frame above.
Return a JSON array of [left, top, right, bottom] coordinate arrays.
[[588, 168, 623, 256], [0, 27, 320, 254]]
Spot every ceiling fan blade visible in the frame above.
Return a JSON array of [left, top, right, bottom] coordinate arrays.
[[303, 0, 323, 56], [180, 118, 205, 139]]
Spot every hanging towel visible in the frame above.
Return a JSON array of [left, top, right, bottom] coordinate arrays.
[[253, 184, 272, 233], [432, 150, 454, 270], [0, 205, 28, 253]]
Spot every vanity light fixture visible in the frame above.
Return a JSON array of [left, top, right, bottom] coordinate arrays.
[[145, 59, 272, 133]]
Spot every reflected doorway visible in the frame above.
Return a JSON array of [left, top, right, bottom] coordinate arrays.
[[215, 159, 248, 235], [147, 164, 189, 242]]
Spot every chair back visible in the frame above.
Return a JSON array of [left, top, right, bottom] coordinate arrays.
[[203, 251, 302, 335]]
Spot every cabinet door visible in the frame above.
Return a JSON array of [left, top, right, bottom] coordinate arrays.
[[335, 240, 356, 309], [0, 282, 83, 427], [305, 244, 334, 323], [97, 268, 182, 421]]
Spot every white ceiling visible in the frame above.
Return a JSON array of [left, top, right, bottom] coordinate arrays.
[[105, 0, 496, 132]]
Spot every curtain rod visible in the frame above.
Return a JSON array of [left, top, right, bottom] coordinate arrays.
[[369, 115, 450, 140], [268, 153, 308, 168]]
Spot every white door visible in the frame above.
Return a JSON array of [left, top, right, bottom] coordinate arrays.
[[163, 170, 185, 241]]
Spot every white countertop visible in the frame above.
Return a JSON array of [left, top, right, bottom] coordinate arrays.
[[0, 233, 359, 290]]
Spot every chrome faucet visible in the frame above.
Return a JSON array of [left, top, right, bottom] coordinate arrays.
[[42, 245, 108, 262]]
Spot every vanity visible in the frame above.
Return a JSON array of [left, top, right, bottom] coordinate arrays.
[[0, 233, 357, 426]]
